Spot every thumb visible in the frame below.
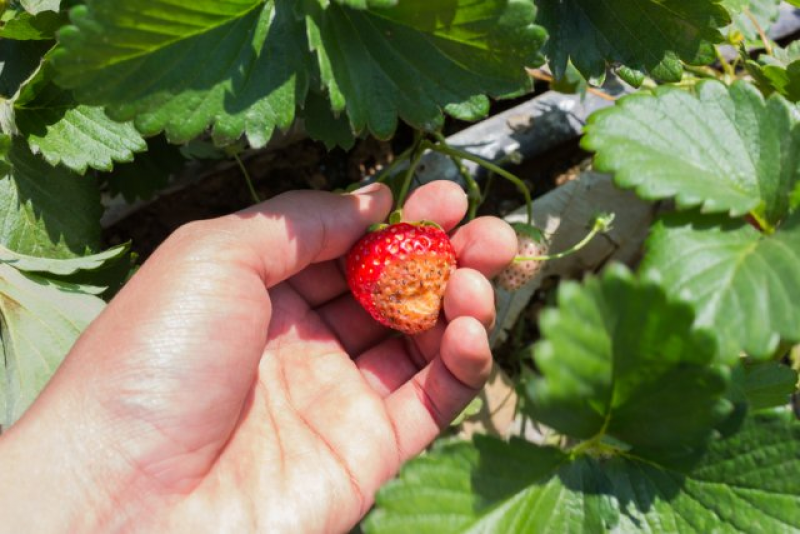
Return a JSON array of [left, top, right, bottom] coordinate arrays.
[[230, 183, 392, 287]]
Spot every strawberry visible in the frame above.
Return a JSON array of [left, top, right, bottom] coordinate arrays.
[[346, 222, 457, 335], [496, 223, 547, 292]]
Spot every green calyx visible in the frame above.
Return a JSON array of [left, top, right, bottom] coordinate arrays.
[[511, 222, 547, 244], [367, 210, 444, 233]]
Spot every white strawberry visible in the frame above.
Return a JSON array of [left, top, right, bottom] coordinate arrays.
[[496, 223, 547, 292]]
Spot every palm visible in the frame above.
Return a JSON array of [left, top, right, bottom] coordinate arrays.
[[202, 282, 403, 532]]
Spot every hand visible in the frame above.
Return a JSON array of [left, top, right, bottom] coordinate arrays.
[[0, 181, 517, 533]]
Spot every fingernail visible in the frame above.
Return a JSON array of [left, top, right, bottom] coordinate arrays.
[[350, 182, 383, 195]]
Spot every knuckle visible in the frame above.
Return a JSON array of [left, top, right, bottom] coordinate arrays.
[[165, 218, 229, 259]]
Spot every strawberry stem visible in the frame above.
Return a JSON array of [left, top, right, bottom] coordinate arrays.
[[427, 138, 533, 225], [431, 133, 482, 220], [515, 213, 615, 262], [232, 152, 261, 204], [395, 132, 425, 211], [372, 146, 414, 185]]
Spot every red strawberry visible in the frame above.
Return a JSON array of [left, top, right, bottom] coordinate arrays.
[[496, 223, 547, 292], [346, 222, 457, 335]]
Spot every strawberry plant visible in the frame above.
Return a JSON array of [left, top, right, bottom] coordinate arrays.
[[1, 0, 800, 531]]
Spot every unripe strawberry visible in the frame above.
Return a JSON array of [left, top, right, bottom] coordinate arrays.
[[346, 222, 457, 335], [496, 223, 547, 292]]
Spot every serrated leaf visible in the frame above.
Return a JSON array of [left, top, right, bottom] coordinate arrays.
[[0, 242, 127, 275], [306, 0, 546, 139], [536, 0, 729, 82], [584, 81, 800, 226], [0, 9, 66, 40], [0, 138, 101, 257], [365, 411, 800, 533], [746, 42, 800, 102], [52, 0, 546, 148], [0, 264, 104, 426], [642, 210, 800, 360], [526, 264, 731, 468], [10, 62, 147, 174], [302, 90, 356, 151], [52, 0, 311, 148]]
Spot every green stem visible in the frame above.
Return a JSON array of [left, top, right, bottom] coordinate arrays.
[[233, 153, 261, 204], [394, 133, 425, 211], [431, 134, 481, 220], [714, 46, 736, 79], [744, 7, 773, 56], [481, 172, 495, 205], [429, 140, 533, 225], [372, 146, 414, 184], [515, 214, 614, 262], [683, 64, 722, 80]]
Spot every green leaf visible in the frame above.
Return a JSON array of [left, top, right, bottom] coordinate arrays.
[[302, 90, 356, 151], [53, 0, 545, 147], [0, 9, 66, 40], [746, 42, 800, 102], [642, 210, 800, 360], [9, 62, 147, 174], [526, 264, 731, 468], [306, 0, 546, 138], [365, 410, 800, 533], [584, 80, 800, 227], [0, 138, 101, 257], [733, 361, 798, 411], [0, 264, 104, 425], [53, 0, 311, 148], [0, 242, 128, 275], [19, 0, 60, 15], [535, 0, 729, 82]]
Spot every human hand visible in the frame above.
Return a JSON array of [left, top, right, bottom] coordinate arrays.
[[0, 181, 517, 533]]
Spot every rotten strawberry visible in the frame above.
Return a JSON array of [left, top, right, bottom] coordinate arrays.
[[346, 222, 457, 335]]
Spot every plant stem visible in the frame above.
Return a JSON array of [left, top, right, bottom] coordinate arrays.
[[432, 133, 481, 220], [683, 64, 723, 80], [714, 46, 736, 79], [515, 214, 614, 262], [394, 133, 425, 211], [372, 146, 414, 184], [233, 153, 261, 204], [429, 141, 533, 225], [526, 68, 616, 102], [744, 7, 773, 56], [480, 172, 496, 205]]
